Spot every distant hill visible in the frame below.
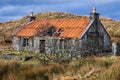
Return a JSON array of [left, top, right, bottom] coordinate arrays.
[[0, 12, 120, 44], [35, 12, 82, 19]]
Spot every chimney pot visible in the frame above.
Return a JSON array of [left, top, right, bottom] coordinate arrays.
[[29, 12, 36, 22], [90, 7, 99, 21], [30, 12, 33, 17], [93, 7, 96, 13]]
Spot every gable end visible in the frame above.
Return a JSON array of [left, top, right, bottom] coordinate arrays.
[[80, 20, 95, 39]]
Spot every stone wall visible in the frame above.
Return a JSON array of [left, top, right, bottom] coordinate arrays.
[[80, 21, 110, 56], [12, 36, 21, 51], [13, 36, 35, 52]]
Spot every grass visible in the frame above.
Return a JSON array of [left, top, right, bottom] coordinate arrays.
[[0, 54, 119, 80], [4, 50, 34, 56]]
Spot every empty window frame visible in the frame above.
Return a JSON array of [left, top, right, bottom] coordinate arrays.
[[23, 38, 29, 47]]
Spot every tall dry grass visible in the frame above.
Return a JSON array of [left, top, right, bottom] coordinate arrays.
[[0, 56, 119, 80]]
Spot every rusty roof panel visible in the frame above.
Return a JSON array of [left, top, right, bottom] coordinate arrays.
[[16, 18, 89, 38], [16, 29, 38, 37]]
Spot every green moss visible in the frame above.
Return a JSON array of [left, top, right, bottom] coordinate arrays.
[[105, 56, 114, 63]]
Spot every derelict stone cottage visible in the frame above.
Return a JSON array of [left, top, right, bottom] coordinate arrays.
[[12, 8, 110, 56]]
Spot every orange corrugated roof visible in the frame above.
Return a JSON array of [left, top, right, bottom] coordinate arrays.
[[15, 18, 89, 38], [16, 29, 38, 37]]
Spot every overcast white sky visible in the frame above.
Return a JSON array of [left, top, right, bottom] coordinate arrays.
[[0, 0, 120, 22]]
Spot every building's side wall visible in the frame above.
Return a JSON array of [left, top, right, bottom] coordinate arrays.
[[81, 21, 110, 55], [13, 36, 21, 51], [13, 36, 35, 52], [13, 35, 82, 58], [42, 36, 54, 53], [97, 22, 110, 52], [34, 37, 40, 53], [99, 24, 110, 52], [50, 38, 81, 56]]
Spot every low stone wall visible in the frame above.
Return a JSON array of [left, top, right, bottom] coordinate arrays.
[[112, 42, 120, 56], [1, 54, 33, 61]]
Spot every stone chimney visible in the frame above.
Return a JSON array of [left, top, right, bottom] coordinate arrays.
[[90, 7, 99, 21], [29, 12, 36, 22]]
